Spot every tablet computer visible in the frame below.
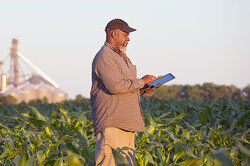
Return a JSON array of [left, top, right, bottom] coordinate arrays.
[[140, 73, 175, 94]]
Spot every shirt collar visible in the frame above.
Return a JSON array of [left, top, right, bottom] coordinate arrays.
[[105, 42, 125, 56]]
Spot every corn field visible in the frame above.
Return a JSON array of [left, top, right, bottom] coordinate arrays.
[[0, 98, 249, 165]]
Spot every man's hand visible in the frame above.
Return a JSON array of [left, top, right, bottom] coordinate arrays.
[[141, 75, 156, 84], [155, 75, 163, 88], [142, 88, 154, 96]]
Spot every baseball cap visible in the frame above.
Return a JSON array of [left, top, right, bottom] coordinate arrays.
[[105, 19, 136, 33]]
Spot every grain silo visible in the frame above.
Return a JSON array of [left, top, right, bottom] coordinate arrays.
[[52, 88, 68, 103], [18, 82, 37, 103], [1, 85, 24, 103], [37, 83, 53, 103], [0, 39, 68, 103]]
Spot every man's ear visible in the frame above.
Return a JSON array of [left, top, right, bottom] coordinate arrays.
[[111, 31, 117, 39]]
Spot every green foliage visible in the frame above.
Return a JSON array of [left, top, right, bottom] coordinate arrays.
[[111, 147, 129, 166], [242, 84, 250, 100], [153, 83, 247, 101], [0, 102, 94, 165], [0, 95, 17, 105], [74, 94, 90, 104], [0, 98, 249, 165], [137, 97, 249, 165]]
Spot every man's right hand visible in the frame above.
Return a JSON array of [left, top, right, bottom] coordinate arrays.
[[141, 75, 156, 84]]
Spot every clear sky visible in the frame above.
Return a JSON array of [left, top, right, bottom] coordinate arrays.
[[0, 0, 249, 98]]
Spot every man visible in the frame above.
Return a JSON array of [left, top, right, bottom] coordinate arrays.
[[90, 18, 156, 166]]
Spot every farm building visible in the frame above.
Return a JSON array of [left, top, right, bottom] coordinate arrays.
[[0, 39, 67, 103]]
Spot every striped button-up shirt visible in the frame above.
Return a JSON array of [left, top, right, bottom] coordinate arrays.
[[90, 42, 146, 135]]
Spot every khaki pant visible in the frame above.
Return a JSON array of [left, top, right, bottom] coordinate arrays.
[[95, 127, 135, 166]]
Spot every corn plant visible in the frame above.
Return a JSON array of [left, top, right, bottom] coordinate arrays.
[[0, 98, 249, 165]]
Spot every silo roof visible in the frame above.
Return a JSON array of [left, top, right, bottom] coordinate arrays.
[[18, 82, 35, 90], [1, 85, 22, 94], [37, 83, 53, 90], [53, 88, 66, 94], [26, 74, 54, 87]]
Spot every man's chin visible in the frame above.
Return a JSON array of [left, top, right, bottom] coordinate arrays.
[[118, 46, 127, 53]]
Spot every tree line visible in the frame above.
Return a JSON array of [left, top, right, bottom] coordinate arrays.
[[152, 83, 250, 101], [0, 83, 249, 104]]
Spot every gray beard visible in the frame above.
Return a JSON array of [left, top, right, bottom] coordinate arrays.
[[118, 45, 127, 53]]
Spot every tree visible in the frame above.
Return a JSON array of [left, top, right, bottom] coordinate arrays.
[[242, 84, 250, 100], [0, 95, 17, 105], [74, 94, 90, 104], [151, 83, 247, 101]]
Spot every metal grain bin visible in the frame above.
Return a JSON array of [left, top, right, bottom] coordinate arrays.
[[1, 85, 24, 103], [37, 83, 52, 103], [18, 83, 38, 103], [52, 88, 67, 103]]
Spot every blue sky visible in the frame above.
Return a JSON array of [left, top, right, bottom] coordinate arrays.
[[0, 0, 249, 98]]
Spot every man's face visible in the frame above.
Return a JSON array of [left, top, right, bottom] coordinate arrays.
[[114, 29, 130, 53]]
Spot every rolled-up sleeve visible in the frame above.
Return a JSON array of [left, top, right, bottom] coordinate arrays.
[[96, 54, 145, 94]]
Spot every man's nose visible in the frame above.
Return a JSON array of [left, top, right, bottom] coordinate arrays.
[[127, 36, 130, 41]]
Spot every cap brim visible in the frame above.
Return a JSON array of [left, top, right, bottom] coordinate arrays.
[[121, 27, 136, 33], [127, 27, 136, 33]]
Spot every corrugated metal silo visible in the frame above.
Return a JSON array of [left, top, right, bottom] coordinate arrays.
[[52, 88, 67, 103], [37, 83, 52, 103], [18, 82, 38, 103], [1, 85, 24, 103]]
